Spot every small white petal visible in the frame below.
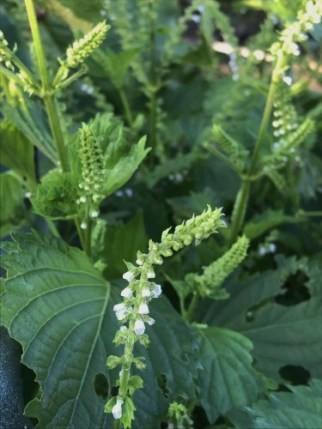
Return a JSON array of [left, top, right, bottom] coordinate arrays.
[[152, 284, 162, 298], [79, 196, 86, 203], [112, 398, 123, 419], [80, 222, 87, 230], [147, 317, 155, 326], [123, 271, 135, 282], [283, 76, 292, 86], [138, 303, 149, 315], [90, 210, 99, 218], [134, 319, 145, 335], [147, 270, 155, 279], [121, 286, 133, 298], [136, 258, 143, 265], [141, 288, 151, 298]]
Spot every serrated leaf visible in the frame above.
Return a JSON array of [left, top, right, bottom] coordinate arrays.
[[243, 210, 298, 240], [1, 233, 197, 428], [0, 172, 26, 238], [0, 120, 35, 182], [199, 257, 322, 381], [31, 169, 79, 220], [196, 326, 264, 423], [85, 113, 150, 197], [241, 379, 322, 429]]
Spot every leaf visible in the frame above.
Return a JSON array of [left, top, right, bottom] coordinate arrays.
[[31, 169, 79, 220], [93, 211, 149, 278], [87, 113, 150, 197], [243, 210, 298, 240], [143, 152, 202, 189], [3, 100, 57, 163], [1, 233, 198, 428], [240, 379, 322, 429], [94, 48, 139, 87], [196, 326, 264, 423], [47, 0, 104, 21], [0, 172, 26, 238], [199, 257, 322, 381], [0, 120, 35, 182]]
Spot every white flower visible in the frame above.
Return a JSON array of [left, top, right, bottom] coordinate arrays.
[[90, 210, 99, 218], [79, 196, 86, 203], [113, 303, 128, 320], [147, 317, 155, 326], [121, 286, 133, 298], [123, 271, 134, 282], [134, 319, 145, 335], [80, 222, 87, 230], [283, 76, 292, 86], [138, 303, 149, 315], [147, 270, 155, 279], [136, 258, 143, 265], [112, 398, 123, 419], [141, 288, 151, 298], [152, 284, 162, 298]]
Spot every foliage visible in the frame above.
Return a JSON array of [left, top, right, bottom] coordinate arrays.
[[0, 0, 322, 428]]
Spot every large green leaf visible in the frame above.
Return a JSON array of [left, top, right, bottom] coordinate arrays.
[[237, 379, 322, 429], [0, 171, 26, 238], [199, 257, 322, 381], [196, 326, 265, 423], [1, 233, 197, 428]]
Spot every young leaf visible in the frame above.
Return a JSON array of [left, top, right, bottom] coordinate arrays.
[[195, 325, 265, 423], [31, 169, 79, 219]]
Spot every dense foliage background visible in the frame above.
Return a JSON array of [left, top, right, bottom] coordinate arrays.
[[0, 0, 322, 428]]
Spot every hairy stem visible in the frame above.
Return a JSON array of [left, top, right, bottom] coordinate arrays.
[[229, 52, 285, 245]]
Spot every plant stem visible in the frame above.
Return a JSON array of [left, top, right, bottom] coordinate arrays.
[[119, 87, 133, 126], [185, 294, 199, 322], [228, 52, 285, 245], [43, 95, 69, 171], [24, 0, 69, 172]]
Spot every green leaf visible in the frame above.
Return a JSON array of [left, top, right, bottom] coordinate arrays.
[[87, 113, 150, 197], [1, 233, 198, 428], [3, 99, 57, 163], [95, 48, 139, 87], [240, 379, 322, 429], [0, 120, 35, 182], [31, 169, 79, 220], [47, 0, 104, 21], [0, 171, 26, 238], [200, 257, 322, 381], [196, 325, 265, 423], [92, 211, 149, 278], [243, 210, 298, 240]]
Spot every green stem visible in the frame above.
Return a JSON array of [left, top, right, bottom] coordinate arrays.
[[24, 0, 49, 89], [297, 210, 322, 218], [184, 294, 199, 323], [119, 87, 133, 126], [25, 0, 69, 172], [228, 52, 285, 245], [43, 95, 69, 171]]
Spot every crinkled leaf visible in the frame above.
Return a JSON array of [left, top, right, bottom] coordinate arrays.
[[1, 233, 197, 428], [199, 257, 322, 381], [239, 379, 322, 429], [0, 120, 35, 182], [195, 325, 265, 423], [31, 169, 79, 219], [0, 172, 26, 238]]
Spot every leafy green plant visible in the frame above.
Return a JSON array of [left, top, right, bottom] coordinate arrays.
[[1, 0, 322, 428]]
